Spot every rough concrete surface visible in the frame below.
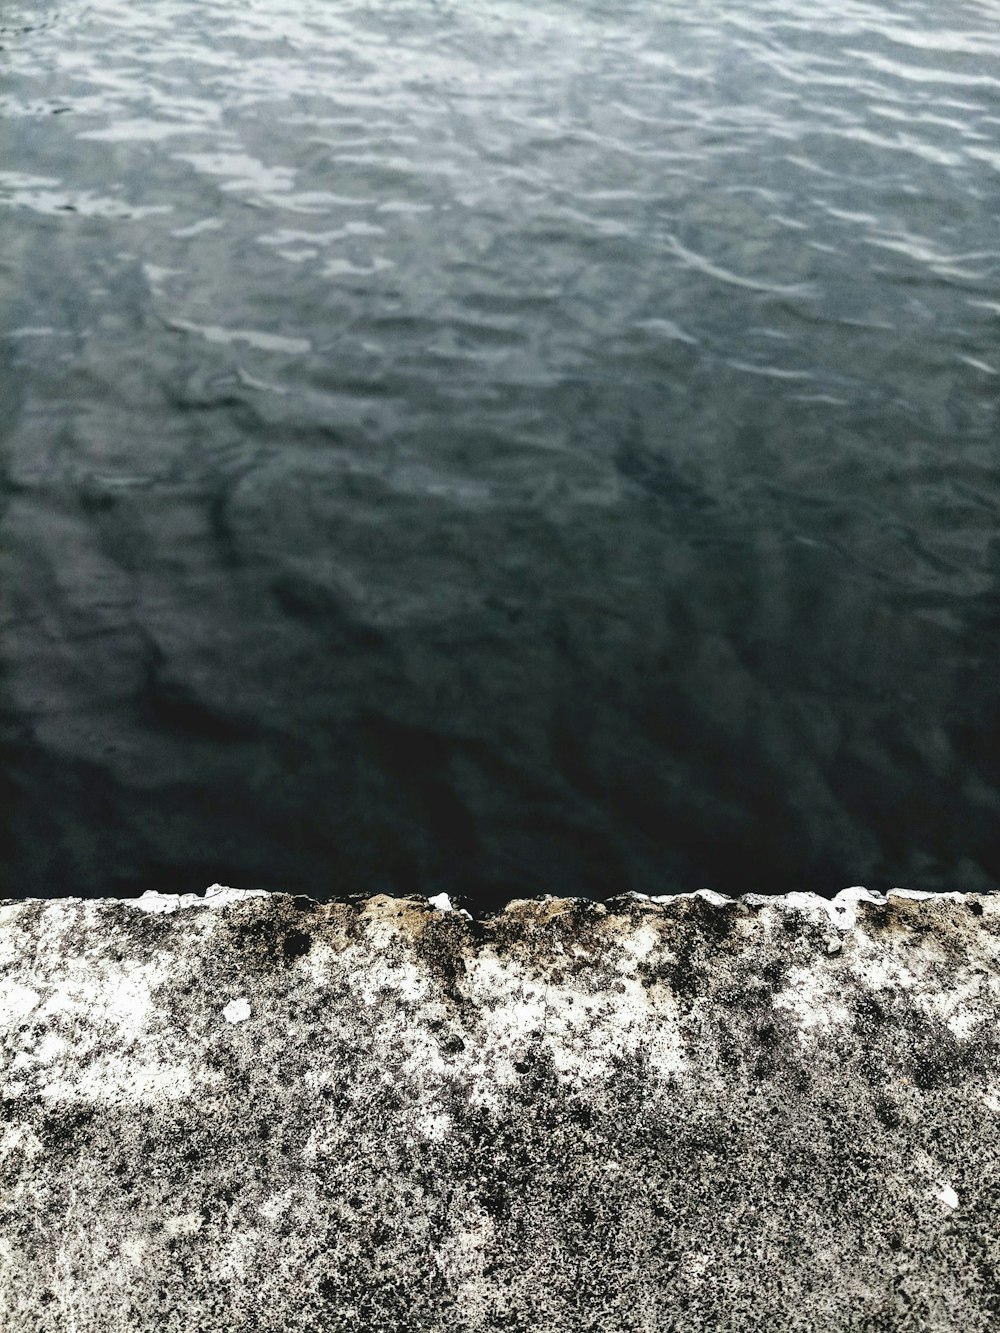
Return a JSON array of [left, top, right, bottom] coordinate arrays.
[[1, 885, 998, 1332]]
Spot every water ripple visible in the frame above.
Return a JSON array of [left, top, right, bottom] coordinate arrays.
[[3, 0, 1000, 901]]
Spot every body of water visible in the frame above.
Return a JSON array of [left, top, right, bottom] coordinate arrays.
[[2, 0, 999, 906]]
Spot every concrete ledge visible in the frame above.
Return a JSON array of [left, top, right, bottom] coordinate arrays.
[[1, 887, 998, 1331]]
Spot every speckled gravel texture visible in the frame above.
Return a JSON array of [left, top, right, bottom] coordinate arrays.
[[1, 885, 998, 1332]]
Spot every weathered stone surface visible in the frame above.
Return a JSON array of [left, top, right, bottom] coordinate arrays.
[[1, 885, 998, 1331]]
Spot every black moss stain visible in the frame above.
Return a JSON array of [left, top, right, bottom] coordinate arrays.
[[96, 900, 175, 949], [37, 1106, 96, 1157], [408, 910, 488, 1007], [219, 898, 317, 970], [281, 927, 312, 961], [874, 1096, 903, 1130], [854, 893, 995, 965], [675, 893, 740, 944], [632, 896, 742, 1009], [0, 898, 46, 936], [853, 987, 1000, 1092]]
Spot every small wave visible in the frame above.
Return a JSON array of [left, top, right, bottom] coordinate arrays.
[[164, 318, 311, 355], [957, 354, 998, 376], [843, 45, 1000, 92], [631, 318, 699, 346], [0, 0, 82, 41], [0, 170, 171, 218], [725, 360, 813, 381], [665, 234, 815, 298]]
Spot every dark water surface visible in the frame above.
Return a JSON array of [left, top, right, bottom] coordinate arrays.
[[2, 0, 999, 906]]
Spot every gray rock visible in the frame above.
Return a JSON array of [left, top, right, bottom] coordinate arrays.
[[1, 885, 998, 1331]]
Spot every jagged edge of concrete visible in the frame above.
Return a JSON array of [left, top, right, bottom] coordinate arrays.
[[6, 882, 994, 934]]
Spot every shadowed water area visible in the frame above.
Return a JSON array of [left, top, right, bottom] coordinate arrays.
[[1, 0, 999, 907]]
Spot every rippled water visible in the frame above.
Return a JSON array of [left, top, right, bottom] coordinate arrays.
[[2, 0, 999, 905]]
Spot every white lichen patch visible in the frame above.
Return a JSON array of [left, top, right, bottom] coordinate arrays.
[[0, 1123, 42, 1160], [163, 1212, 202, 1238], [0, 980, 41, 1023], [258, 1190, 296, 1224], [120, 1236, 149, 1268], [222, 997, 252, 1024], [459, 950, 686, 1096], [772, 965, 852, 1036], [41, 1057, 196, 1104], [35, 958, 161, 1039], [11, 1031, 68, 1072], [435, 1195, 498, 1328], [616, 921, 661, 963], [415, 1110, 453, 1142], [932, 972, 998, 1040], [937, 1184, 960, 1211], [128, 884, 270, 915], [0, 943, 205, 1105]]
